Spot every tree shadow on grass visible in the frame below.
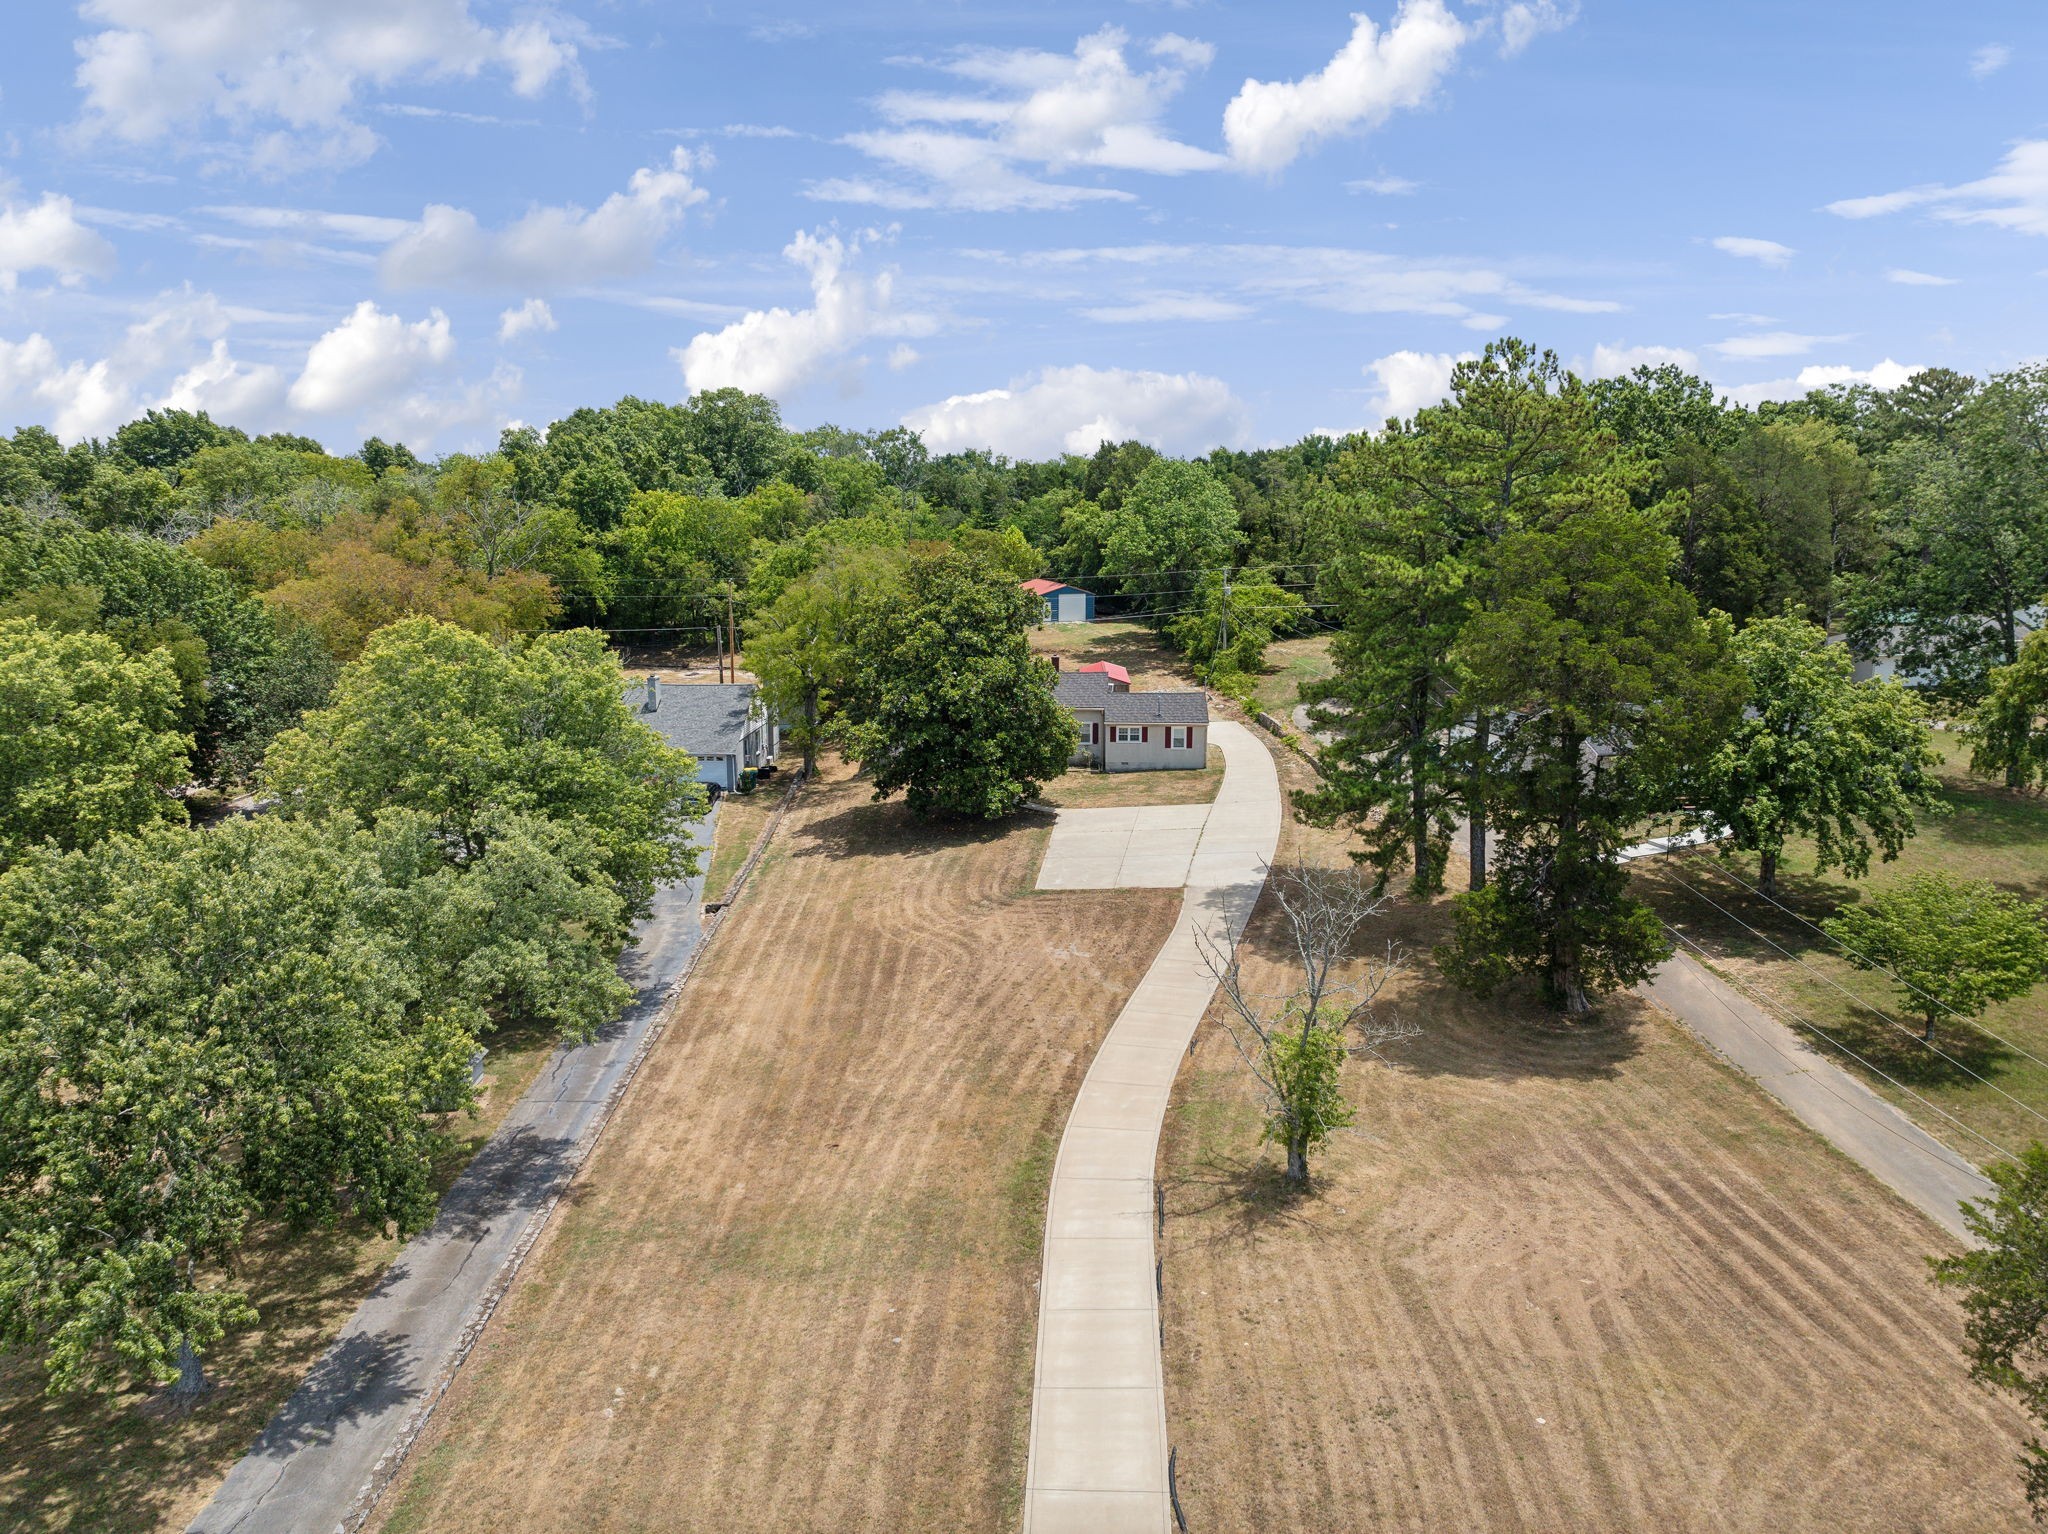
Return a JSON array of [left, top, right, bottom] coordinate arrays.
[[1792, 1003, 2021, 1092], [790, 799, 1037, 862], [1166, 1151, 1343, 1249], [1385, 987, 1650, 1085], [1226, 884, 1649, 1086], [0, 1217, 394, 1534]]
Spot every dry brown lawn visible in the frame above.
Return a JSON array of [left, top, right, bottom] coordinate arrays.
[[369, 756, 1180, 1534], [1027, 618, 1196, 688], [1039, 746, 1225, 809], [1159, 748, 2032, 1532]]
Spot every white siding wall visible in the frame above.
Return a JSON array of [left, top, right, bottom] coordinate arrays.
[[1068, 709, 1107, 765], [1103, 722, 1207, 772]]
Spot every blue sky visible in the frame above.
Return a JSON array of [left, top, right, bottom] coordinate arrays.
[[1, 1, 2044, 456]]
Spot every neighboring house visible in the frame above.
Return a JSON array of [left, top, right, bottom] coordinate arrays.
[[1022, 577, 1096, 624], [1053, 669, 1208, 771], [628, 676, 779, 793]]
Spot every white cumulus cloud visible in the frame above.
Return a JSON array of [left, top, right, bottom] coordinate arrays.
[[70, 0, 589, 172], [159, 339, 287, 423], [382, 149, 707, 289], [1361, 349, 1475, 427], [1222, 1, 1469, 173], [1588, 342, 1701, 378], [814, 27, 1223, 212], [903, 364, 1249, 458], [289, 300, 455, 416], [1885, 267, 1958, 286], [1711, 235, 1795, 267], [0, 192, 117, 291], [0, 335, 131, 442], [676, 228, 937, 400], [1828, 139, 2048, 238], [1720, 358, 1923, 408], [498, 298, 557, 341]]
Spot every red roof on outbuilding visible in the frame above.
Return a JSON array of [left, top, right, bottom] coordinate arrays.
[[1020, 578, 1066, 595], [1075, 662, 1130, 685]]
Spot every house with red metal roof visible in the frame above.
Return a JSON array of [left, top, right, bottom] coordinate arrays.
[[1051, 664, 1208, 772], [1021, 577, 1096, 624]]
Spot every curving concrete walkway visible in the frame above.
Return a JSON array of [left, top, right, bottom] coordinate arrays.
[[1023, 719, 1282, 1533]]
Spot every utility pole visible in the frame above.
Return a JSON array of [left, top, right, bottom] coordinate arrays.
[[715, 608, 726, 683], [727, 587, 739, 679], [1217, 575, 1232, 663]]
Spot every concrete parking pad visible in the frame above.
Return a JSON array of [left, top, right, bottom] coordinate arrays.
[[1037, 802, 1216, 891], [1022, 719, 1282, 1534]]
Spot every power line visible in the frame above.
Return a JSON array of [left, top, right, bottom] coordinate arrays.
[[1682, 855, 2048, 1069], [1657, 918, 2021, 1168], [1657, 865, 2048, 1138]]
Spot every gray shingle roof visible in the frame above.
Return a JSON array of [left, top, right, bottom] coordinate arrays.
[[1054, 672, 1209, 724], [626, 679, 756, 758]]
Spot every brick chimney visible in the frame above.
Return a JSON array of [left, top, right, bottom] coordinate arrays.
[[1051, 653, 1061, 671]]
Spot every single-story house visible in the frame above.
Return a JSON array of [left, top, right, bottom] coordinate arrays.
[[1023, 577, 1096, 624], [628, 676, 778, 793], [1053, 669, 1208, 772]]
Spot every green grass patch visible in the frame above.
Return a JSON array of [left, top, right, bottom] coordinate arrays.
[[1633, 732, 2048, 1167]]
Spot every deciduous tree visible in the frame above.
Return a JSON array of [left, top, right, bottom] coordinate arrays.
[[844, 548, 1073, 818], [1971, 627, 2048, 793], [0, 819, 476, 1395], [1098, 458, 1239, 615], [751, 547, 901, 774], [264, 617, 704, 916], [0, 619, 191, 863], [1695, 613, 1937, 894], [1931, 1144, 2048, 1518], [1199, 863, 1411, 1187], [1823, 873, 2048, 1042]]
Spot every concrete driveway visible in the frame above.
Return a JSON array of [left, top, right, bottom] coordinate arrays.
[[188, 812, 715, 1534], [1036, 803, 1214, 890]]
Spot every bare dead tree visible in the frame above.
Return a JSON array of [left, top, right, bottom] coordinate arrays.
[[1197, 861, 1414, 1187]]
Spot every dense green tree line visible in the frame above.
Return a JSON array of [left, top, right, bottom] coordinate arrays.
[[0, 616, 702, 1399]]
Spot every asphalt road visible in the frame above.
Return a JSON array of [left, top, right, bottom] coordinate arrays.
[[188, 813, 714, 1534], [1640, 952, 1993, 1245]]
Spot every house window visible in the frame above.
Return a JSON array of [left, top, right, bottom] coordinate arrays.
[[1082, 721, 1100, 745], [1113, 725, 1143, 744], [1168, 726, 1194, 750]]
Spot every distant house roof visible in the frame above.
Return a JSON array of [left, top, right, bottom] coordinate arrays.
[[1074, 661, 1130, 686], [1022, 577, 1086, 597], [1054, 672, 1208, 724], [627, 678, 757, 759]]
